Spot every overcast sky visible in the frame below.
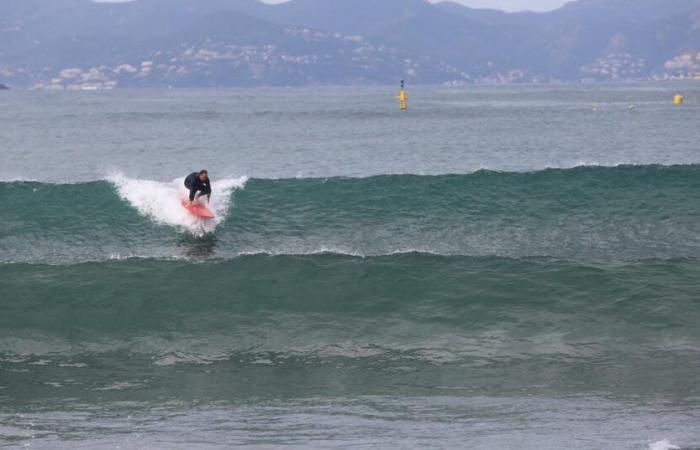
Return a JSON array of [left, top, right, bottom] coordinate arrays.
[[446, 0, 570, 11], [261, 0, 572, 12], [95, 0, 573, 13]]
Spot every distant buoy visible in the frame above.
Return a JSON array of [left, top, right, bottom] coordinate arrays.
[[628, 104, 635, 111], [673, 94, 684, 105], [397, 80, 408, 111], [592, 103, 599, 112]]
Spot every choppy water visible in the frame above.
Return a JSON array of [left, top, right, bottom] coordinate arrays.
[[1, 84, 700, 449]]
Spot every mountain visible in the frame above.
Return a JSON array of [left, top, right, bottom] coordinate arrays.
[[0, 0, 698, 88]]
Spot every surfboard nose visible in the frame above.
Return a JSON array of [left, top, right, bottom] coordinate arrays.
[[181, 198, 215, 219]]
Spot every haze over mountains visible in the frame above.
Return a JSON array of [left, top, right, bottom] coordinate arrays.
[[1, 0, 699, 88]]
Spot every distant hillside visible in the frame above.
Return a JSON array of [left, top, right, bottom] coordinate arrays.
[[1, 0, 699, 88]]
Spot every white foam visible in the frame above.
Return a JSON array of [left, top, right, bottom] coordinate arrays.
[[109, 173, 247, 236], [0, 175, 39, 182], [649, 439, 681, 450]]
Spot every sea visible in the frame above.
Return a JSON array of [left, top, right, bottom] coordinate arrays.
[[0, 84, 699, 449]]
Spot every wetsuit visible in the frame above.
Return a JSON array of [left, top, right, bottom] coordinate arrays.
[[184, 172, 212, 202]]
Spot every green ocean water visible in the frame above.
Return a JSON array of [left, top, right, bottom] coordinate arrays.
[[1, 84, 700, 449]]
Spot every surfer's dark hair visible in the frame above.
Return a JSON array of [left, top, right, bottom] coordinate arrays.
[[199, 170, 208, 176]]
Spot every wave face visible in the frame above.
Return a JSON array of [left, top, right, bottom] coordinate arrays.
[[2, 162, 700, 402], [2, 254, 700, 399], [1, 164, 699, 263]]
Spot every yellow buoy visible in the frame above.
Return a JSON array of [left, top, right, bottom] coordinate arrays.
[[673, 94, 684, 105], [397, 80, 408, 111]]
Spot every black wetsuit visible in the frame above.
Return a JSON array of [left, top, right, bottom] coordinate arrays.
[[184, 172, 212, 202]]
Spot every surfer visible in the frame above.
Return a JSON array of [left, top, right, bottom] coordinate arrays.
[[184, 170, 212, 206]]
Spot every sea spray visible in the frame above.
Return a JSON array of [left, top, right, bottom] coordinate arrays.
[[108, 174, 247, 236]]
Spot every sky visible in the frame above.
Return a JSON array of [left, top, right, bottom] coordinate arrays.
[[261, 0, 572, 12], [95, 0, 573, 13], [446, 0, 570, 11]]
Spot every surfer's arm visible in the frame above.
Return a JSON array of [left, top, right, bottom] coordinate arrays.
[[188, 187, 198, 202]]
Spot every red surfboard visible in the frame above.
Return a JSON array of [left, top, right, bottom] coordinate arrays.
[[181, 198, 215, 219]]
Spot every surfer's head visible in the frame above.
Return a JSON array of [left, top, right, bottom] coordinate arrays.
[[198, 170, 209, 182]]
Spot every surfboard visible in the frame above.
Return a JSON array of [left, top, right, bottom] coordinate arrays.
[[181, 198, 215, 219]]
